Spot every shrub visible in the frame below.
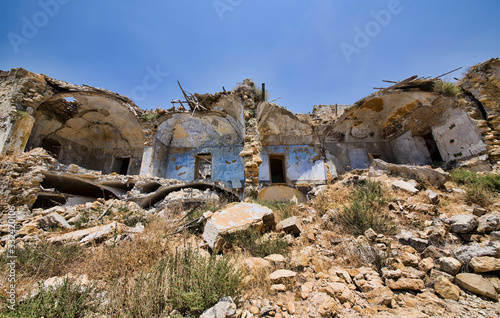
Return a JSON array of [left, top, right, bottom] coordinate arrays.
[[433, 81, 461, 97], [337, 180, 395, 236], [225, 228, 289, 258], [465, 184, 491, 207], [451, 168, 500, 192], [1, 278, 97, 318], [107, 245, 243, 317]]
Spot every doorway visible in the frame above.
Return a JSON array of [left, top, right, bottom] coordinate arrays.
[[113, 157, 130, 175], [270, 155, 285, 184], [423, 133, 443, 162]]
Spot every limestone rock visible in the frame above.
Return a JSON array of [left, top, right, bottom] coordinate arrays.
[[397, 230, 429, 252], [18, 223, 43, 235], [264, 254, 286, 268], [48, 222, 120, 244], [364, 228, 377, 241], [276, 216, 303, 235], [269, 269, 296, 283], [202, 203, 275, 249], [245, 257, 272, 272], [418, 257, 435, 273], [365, 286, 394, 306], [270, 284, 286, 292], [286, 301, 295, 314], [455, 273, 499, 301], [323, 282, 354, 305], [392, 180, 419, 194], [453, 242, 500, 264], [434, 275, 460, 301], [200, 296, 237, 318], [438, 257, 462, 275], [371, 158, 451, 188], [425, 190, 440, 204], [353, 267, 385, 293], [298, 281, 315, 299], [446, 214, 478, 234], [425, 269, 454, 287], [386, 278, 425, 291], [38, 212, 70, 230], [469, 256, 500, 273], [477, 212, 500, 233]]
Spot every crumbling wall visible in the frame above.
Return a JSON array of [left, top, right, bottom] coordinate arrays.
[[0, 69, 147, 175], [152, 112, 244, 187], [460, 58, 500, 161], [258, 145, 327, 185]]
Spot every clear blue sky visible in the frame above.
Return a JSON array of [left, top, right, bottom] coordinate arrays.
[[1, 0, 499, 113]]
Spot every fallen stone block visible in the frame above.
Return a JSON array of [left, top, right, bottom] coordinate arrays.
[[365, 286, 394, 306], [434, 275, 460, 301], [438, 257, 462, 275], [386, 277, 425, 291], [38, 212, 70, 230], [371, 158, 451, 188], [446, 214, 478, 234], [200, 296, 236, 318], [453, 242, 500, 264], [477, 212, 500, 233], [469, 256, 500, 273], [392, 180, 419, 194], [455, 273, 498, 301], [202, 202, 275, 249], [269, 269, 297, 283], [49, 222, 120, 244], [276, 216, 303, 235]]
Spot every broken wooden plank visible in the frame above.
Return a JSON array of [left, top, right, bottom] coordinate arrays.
[[381, 75, 418, 93], [435, 67, 462, 79]]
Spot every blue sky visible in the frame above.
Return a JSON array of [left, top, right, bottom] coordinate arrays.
[[1, 0, 499, 113]]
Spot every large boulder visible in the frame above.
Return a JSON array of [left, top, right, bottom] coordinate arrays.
[[202, 203, 275, 249], [371, 158, 451, 188], [455, 273, 498, 301], [477, 212, 500, 233], [469, 256, 500, 273], [446, 214, 478, 234], [453, 242, 500, 264], [434, 275, 461, 301]]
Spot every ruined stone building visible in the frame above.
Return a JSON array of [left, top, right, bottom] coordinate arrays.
[[1, 58, 499, 203]]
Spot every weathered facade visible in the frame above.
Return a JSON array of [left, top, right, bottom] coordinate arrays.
[[1, 58, 499, 199]]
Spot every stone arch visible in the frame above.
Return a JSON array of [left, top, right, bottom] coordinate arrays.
[[26, 92, 145, 174]]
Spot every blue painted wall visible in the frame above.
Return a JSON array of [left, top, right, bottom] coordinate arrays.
[[259, 145, 327, 184], [165, 146, 244, 184]]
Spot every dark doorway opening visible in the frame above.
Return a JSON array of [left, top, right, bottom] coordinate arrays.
[[41, 138, 61, 158], [113, 157, 130, 175], [270, 155, 285, 184], [423, 133, 443, 162]]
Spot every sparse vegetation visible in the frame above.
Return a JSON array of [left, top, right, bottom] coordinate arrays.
[[1, 279, 97, 318], [450, 168, 500, 206], [1, 240, 87, 281], [225, 228, 289, 258], [106, 244, 243, 317], [337, 180, 395, 236], [140, 113, 158, 121], [433, 80, 461, 97], [10, 109, 30, 123], [252, 199, 300, 221]]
